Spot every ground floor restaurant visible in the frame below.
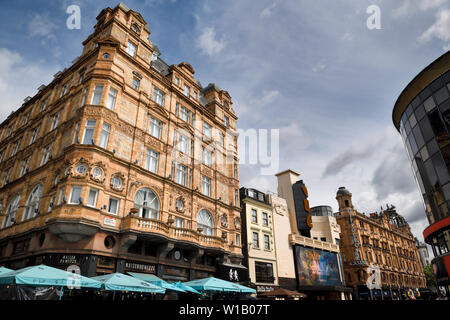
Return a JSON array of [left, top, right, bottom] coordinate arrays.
[[355, 285, 428, 300], [1, 253, 249, 285]]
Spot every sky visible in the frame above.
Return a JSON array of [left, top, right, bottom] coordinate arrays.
[[0, 0, 449, 244]]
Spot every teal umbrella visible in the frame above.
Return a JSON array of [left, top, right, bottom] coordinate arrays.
[[0, 267, 13, 275], [91, 273, 165, 293], [183, 277, 256, 293], [172, 281, 201, 294], [0, 264, 102, 288], [127, 272, 186, 293]]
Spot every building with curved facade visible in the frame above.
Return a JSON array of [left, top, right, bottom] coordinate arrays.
[[0, 3, 242, 281], [392, 51, 450, 295]]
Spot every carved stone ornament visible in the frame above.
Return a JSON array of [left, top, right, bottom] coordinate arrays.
[[72, 158, 90, 179], [110, 172, 125, 192], [175, 197, 185, 213], [221, 214, 228, 227], [234, 217, 240, 230]]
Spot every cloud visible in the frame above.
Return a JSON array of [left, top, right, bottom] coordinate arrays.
[[393, 0, 446, 17], [28, 13, 57, 41], [260, 2, 277, 18], [371, 144, 417, 200], [418, 9, 450, 44], [196, 27, 226, 57], [0, 48, 58, 121], [341, 32, 353, 41], [312, 60, 326, 72]]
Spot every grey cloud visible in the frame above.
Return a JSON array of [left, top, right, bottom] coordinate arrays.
[[371, 144, 417, 200]]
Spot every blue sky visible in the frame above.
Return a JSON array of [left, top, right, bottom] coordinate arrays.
[[1, 0, 449, 242]]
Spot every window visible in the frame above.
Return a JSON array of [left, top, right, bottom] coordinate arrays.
[[235, 189, 238, 206], [22, 184, 43, 221], [11, 139, 21, 156], [179, 105, 190, 122], [99, 122, 110, 149], [176, 163, 188, 186], [126, 41, 137, 57], [82, 119, 96, 144], [106, 87, 117, 110], [40, 99, 47, 112], [41, 145, 51, 166], [197, 209, 214, 236], [149, 117, 162, 139], [193, 91, 198, 100], [203, 122, 211, 140], [60, 82, 68, 97], [145, 149, 159, 173], [3, 168, 11, 186], [2, 195, 20, 229], [134, 188, 160, 219], [224, 116, 229, 128], [262, 212, 268, 226], [0, 150, 3, 163], [255, 262, 274, 283], [153, 88, 165, 106], [183, 84, 190, 97], [251, 209, 257, 223], [203, 148, 212, 166], [48, 195, 56, 212], [91, 84, 104, 105], [264, 235, 270, 250], [22, 112, 30, 125], [72, 122, 80, 144], [108, 197, 119, 215], [81, 87, 89, 106], [202, 176, 211, 197], [111, 176, 123, 189], [131, 23, 140, 33], [87, 188, 98, 207], [174, 77, 180, 86], [177, 133, 189, 154], [29, 126, 39, 145], [219, 132, 225, 147], [174, 217, 184, 228], [320, 237, 327, 242], [57, 187, 65, 205], [234, 164, 237, 179], [69, 186, 82, 204], [132, 77, 140, 90], [253, 232, 259, 248], [20, 157, 30, 177], [235, 234, 240, 246], [50, 113, 59, 131]]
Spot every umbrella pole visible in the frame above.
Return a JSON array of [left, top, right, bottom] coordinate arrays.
[[59, 286, 64, 301]]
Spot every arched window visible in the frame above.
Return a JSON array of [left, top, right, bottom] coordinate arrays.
[[23, 184, 43, 221], [134, 188, 160, 219], [2, 195, 20, 229], [197, 209, 214, 236]]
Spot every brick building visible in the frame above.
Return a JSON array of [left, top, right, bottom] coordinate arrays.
[[335, 187, 427, 300], [0, 3, 242, 281]]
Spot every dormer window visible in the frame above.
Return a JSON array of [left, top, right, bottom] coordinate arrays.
[[151, 51, 158, 62], [183, 84, 190, 97], [224, 116, 229, 128], [126, 41, 137, 57], [102, 52, 110, 59], [131, 23, 140, 34]]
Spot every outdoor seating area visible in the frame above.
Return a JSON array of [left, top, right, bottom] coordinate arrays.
[[0, 264, 256, 300]]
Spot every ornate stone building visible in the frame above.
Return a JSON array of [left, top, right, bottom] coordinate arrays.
[[0, 3, 242, 280], [335, 187, 427, 300]]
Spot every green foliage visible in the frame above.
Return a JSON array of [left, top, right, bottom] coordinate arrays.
[[423, 264, 435, 287]]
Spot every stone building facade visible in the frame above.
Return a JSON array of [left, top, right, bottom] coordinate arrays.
[[239, 187, 279, 294], [335, 187, 427, 300], [0, 3, 242, 280]]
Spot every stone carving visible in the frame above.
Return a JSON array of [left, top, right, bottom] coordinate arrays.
[[110, 172, 126, 192]]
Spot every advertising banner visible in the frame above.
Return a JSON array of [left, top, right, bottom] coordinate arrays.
[[294, 245, 342, 286]]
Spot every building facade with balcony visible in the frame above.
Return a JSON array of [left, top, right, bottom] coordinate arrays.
[[392, 51, 450, 296], [0, 3, 242, 281], [239, 187, 278, 294], [274, 170, 349, 300], [335, 187, 427, 300]]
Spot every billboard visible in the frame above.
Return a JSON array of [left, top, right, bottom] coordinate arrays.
[[294, 245, 342, 287]]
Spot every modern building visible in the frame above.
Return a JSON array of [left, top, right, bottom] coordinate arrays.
[[0, 3, 243, 282], [239, 188, 279, 294], [274, 169, 350, 300], [392, 50, 450, 296], [335, 187, 427, 300], [416, 238, 431, 268], [310, 205, 341, 246]]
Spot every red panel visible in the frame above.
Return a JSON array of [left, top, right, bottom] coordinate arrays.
[[423, 216, 450, 241]]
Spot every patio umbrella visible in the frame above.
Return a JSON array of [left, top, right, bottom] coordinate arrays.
[[127, 272, 186, 293], [0, 267, 13, 275], [0, 264, 102, 289], [172, 281, 201, 294], [91, 273, 165, 293], [183, 277, 256, 293]]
